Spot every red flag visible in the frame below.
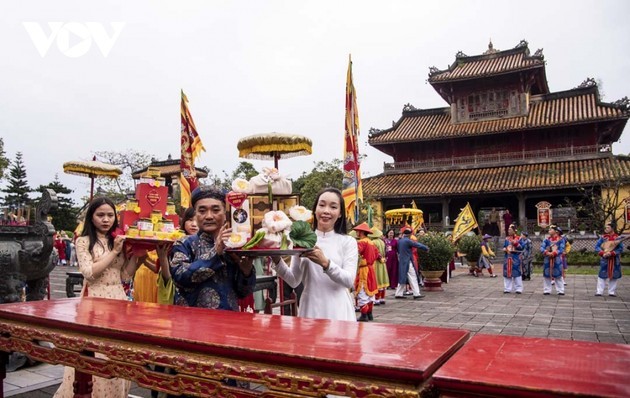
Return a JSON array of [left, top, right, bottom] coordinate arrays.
[[180, 90, 205, 208], [342, 55, 363, 224]]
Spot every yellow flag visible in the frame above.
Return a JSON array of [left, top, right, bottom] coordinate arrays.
[[452, 203, 478, 242], [180, 90, 206, 208], [342, 55, 363, 224]]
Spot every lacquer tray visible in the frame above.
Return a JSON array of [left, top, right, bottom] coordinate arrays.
[[226, 248, 312, 256]]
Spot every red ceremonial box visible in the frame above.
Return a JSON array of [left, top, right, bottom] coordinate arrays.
[[118, 181, 179, 231]]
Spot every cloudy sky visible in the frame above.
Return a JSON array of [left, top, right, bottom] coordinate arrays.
[[1, 0, 629, 203]]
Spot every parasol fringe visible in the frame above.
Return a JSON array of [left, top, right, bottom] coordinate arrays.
[[237, 133, 313, 160], [63, 162, 122, 178]]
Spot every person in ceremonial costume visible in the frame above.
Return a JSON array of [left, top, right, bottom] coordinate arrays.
[[395, 228, 428, 299], [369, 227, 390, 305], [54, 197, 144, 398], [352, 222, 379, 321], [154, 207, 199, 306], [502, 225, 523, 294], [272, 187, 358, 321], [54, 232, 67, 265], [474, 234, 498, 277], [520, 232, 533, 281], [540, 225, 565, 295], [384, 229, 399, 289], [170, 187, 255, 310], [595, 223, 623, 297]]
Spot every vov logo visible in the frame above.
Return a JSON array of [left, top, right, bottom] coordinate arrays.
[[23, 22, 125, 58]]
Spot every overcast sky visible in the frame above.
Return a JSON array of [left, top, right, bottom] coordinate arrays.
[[1, 0, 629, 203]]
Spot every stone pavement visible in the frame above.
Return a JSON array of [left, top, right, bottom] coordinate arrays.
[[4, 265, 629, 397]]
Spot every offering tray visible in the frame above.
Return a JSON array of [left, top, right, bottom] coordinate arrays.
[[124, 236, 177, 251], [226, 248, 313, 256]]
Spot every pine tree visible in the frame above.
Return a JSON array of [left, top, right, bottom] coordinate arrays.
[[0, 138, 9, 180], [1, 152, 31, 212], [37, 175, 79, 232]]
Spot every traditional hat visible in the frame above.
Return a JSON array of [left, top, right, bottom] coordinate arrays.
[[402, 229, 413, 235], [548, 224, 561, 234], [368, 227, 383, 239], [482, 234, 492, 240], [353, 222, 373, 235]]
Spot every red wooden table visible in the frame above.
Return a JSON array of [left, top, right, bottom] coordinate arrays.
[[431, 334, 630, 398], [0, 298, 469, 397]]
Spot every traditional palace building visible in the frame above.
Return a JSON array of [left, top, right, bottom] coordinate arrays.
[[364, 40, 630, 231]]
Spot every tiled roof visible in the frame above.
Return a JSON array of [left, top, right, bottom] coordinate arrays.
[[428, 42, 544, 83], [369, 87, 629, 145], [363, 156, 630, 199], [132, 160, 208, 179]]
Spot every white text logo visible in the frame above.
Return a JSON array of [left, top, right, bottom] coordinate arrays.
[[23, 22, 125, 58]]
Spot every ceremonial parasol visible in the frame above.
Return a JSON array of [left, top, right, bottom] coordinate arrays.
[[385, 208, 424, 231], [63, 156, 122, 200], [237, 133, 312, 169]]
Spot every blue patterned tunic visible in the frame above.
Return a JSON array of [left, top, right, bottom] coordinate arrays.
[[502, 236, 523, 278], [540, 235, 564, 279], [595, 234, 623, 280], [170, 232, 256, 310]]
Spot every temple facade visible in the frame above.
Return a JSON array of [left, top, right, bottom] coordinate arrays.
[[364, 40, 630, 233]]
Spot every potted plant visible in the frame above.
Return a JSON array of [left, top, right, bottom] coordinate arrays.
[[534, 225, 542, 236], [418, 232, 455, 291], [578, 222, 587, 236], [457, 235, 482, 273]]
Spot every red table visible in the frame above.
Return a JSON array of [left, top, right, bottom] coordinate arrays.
[[0, 298, 469, 397], [431, 334, 630, 397]]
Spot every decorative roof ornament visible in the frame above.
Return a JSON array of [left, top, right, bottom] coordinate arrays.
[[368, 127, 383, 137], [612, 97, 630, 110], [576, 77, 597, 89], [428, 66, 440, 76], [455, 50, 468, 58], [533, 48, 544, 58], [515, 39, 528, 48], [403, 103, 417, 112], [483, 39, 498, 55]]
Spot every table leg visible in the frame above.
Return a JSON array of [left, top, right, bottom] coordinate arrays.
[[73, 369, 93, 398]]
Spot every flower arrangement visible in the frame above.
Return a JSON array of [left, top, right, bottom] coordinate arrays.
[[238, 205, 317, 250]]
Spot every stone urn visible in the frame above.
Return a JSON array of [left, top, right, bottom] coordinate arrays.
[[422, 270, 447, 292]]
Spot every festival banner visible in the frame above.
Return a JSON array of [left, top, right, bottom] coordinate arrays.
[[342, 55, 363, 224], [180, 90, 206, 208], [452, 202, 478, 242]]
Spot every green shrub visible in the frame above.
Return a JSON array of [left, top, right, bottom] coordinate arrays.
[[418, 232, 455, 271], [457, 235, 482, 263]]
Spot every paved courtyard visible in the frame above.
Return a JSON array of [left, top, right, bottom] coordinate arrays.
[[4, 264, 629, 397]]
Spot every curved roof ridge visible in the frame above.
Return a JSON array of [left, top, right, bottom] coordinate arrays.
[[428, 40, 545, 82]]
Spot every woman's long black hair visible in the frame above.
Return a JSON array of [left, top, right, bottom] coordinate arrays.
[[311, 187, 348, 234], [82, 196, 119, 254], [181, 207, 197, 235]]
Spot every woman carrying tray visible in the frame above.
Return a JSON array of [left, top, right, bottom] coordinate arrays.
[[54, 197, 143, 398], [272, 187, 358, 321]]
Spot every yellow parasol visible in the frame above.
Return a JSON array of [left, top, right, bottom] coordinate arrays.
[[237, 133, 312, 169], [385, 208, 424, 232], [63, 156, 122, 201]]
